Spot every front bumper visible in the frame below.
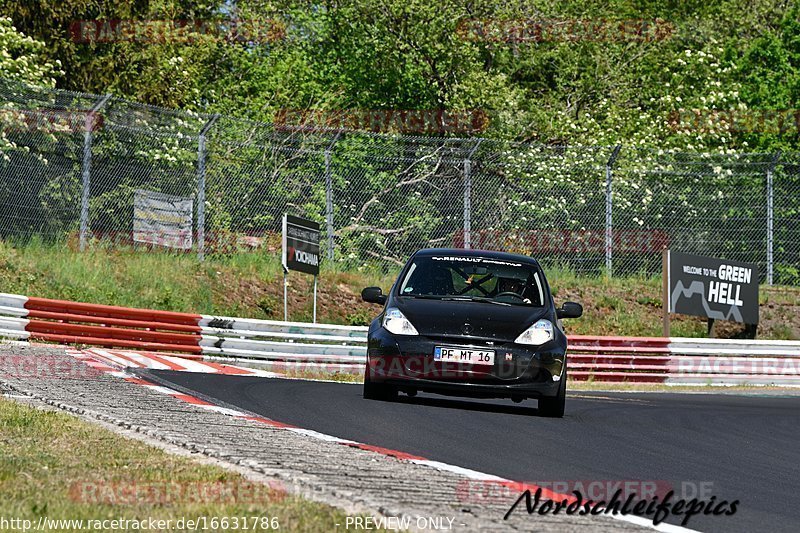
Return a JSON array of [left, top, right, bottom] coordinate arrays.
[[367, 327, 566, 399]]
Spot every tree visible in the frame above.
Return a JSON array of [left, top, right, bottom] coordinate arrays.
[[3, 0, 800, 150], [0, 16, 62, 86]]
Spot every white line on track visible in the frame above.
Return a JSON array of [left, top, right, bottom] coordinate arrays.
[[66, 347, 700, 533]]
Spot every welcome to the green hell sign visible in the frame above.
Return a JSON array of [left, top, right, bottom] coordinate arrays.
[[682, 263, 754, 307], [669, 251, 759, 325]]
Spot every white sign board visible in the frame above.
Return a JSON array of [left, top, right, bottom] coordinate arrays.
[[133, 189, 193, 250]]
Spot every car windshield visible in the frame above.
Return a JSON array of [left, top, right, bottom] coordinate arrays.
[[397, 255, 545, 306]]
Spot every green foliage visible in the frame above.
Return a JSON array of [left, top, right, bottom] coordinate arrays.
[[0, 17, 61, 86], [1, 240, 797, 338], [345, 309, 373, 326], [3, 0, 800, 150], [2, 1, 800, 285], [256, 295, 281, 317], [0, 16, 64, 159]]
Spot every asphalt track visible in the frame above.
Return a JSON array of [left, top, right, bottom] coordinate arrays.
[[143, 370, 800, 533]]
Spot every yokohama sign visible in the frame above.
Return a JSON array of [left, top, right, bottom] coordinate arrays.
[[282, 214, 320, 276]]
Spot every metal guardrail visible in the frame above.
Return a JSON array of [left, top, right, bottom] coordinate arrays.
[[0, 292, 367, 361], [1, 292, 798, 385], [569, 335, 800, 385]]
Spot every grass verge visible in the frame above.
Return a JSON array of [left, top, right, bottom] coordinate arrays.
[[0, 397, 382, 532], [0, 240, 797, 339]]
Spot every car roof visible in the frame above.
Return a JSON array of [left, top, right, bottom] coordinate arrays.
[[412, 248, 541, 267]]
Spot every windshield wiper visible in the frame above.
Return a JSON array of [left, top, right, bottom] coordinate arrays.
[[455, 295, 511, 306], [402, 294, 471, 301]]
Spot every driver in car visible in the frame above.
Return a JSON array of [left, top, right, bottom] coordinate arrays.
[[494, 277, 532, 304]]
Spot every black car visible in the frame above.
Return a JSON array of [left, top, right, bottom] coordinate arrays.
[[361, 248, 582, 417]]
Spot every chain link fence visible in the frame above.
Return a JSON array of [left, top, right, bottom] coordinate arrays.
[[1, 77, 798, 286]]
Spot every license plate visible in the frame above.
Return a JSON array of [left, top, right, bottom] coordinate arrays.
[[434, 346, 495, 365]]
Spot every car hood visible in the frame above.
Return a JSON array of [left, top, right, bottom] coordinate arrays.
[[394, 297, 551, 341]]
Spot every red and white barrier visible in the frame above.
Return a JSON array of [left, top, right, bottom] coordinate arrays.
[[568, 335, 800, 386], [0, 292, 367, 362], [1, 292, 799, 386]]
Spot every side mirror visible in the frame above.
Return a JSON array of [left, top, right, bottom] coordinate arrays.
[[557, 301, 583, 319], [361, 286, 387, 305]]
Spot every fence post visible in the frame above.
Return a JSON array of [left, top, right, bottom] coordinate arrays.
[[325, 132, 340, 262], [463, 139, 482, 250], [79, 94, 111, 252], [766, 151, 781, 285], [197, 114, 220, 261], [463, 159, 471, 249], [605, 145, 622, 275]]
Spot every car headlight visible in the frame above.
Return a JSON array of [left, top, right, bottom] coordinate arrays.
[[515, 319, 554, 345], [382, 307, 419, 335]]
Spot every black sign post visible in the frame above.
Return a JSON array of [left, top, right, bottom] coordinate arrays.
[[281, 214, 321, 322], [664, 250, 759, 337]]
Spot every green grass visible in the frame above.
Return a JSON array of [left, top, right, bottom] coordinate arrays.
[[1, 240, 797, 339], [0, 397, 385, 532]]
